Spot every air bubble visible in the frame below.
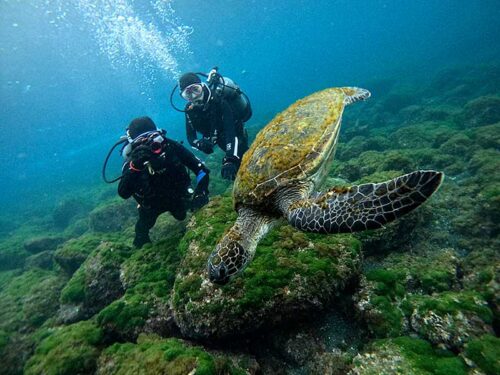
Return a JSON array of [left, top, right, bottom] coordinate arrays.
[[46, 0, 192, 82]]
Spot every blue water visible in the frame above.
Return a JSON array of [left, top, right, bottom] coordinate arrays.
[[1, 0, 499, 216]]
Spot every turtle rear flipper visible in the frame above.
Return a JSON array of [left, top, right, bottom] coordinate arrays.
[[285, 170, 443, 234], [341, 87, 371, 105]]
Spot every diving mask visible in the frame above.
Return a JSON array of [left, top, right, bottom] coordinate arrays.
[[181, 83, 204, 103]]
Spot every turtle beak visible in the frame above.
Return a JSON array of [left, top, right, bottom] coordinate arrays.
[[207, 259, 230, 285]]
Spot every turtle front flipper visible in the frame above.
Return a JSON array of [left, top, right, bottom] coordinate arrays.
[[208, 208, 275, 285], [284, 170, 443, 234]]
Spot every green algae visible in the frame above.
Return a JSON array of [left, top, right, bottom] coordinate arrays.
[[173, 195, 361, 338], [409, 291, 493, 325], [462, 96, 500, 127], [352, 336, 467, 375], [60, 266, 86, 304], [464, 334, 500, 375], [97, 334, 251, 375], [59, 240, 133, 320], [0, 269, 66, 333], [97, 236, 183, 339], [24, 321, 103, 375], [358, 250, 494, 345], [54, 233, 118, 275]]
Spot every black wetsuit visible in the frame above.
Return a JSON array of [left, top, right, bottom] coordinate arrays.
[[118, 138, 206, 247], [185, 89, 249, 160]]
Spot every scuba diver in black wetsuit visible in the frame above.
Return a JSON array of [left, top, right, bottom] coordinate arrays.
[[173, 68, 252, 180], [117, 117, 210, 248]]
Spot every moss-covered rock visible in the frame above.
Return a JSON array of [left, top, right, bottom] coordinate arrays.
[[355, 251, 457, 337], [463, 334, 500, 375], [471, 123, 500, 150], [52, 197, 91, 229], [23, 236, 66, 254], [89, 200, 137, 233], [355, 250, 494, 349], [59, 240, 133, 323], [0, 223, 55, 271], [0, 268, 66, 374], [409, 291, 494, 349], [462, 96, 500, 127], [54, 233, 110, 275], [0, 269, 66, 334], [97, 235, 183, 341], [24, 321, 103, 375], [149, 213, 188, 243], [349, 336, 468, 375], [0, 331, 36, 375], [24, 250, 54, 270], [172, 195, 362, 339], [96, 334, 258, 375], [461, 248, 499, 308]]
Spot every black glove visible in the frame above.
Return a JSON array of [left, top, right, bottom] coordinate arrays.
[[194, 138, 214, 154], [191, 170, 210, 211], [191, 191, 209, 211], [191, 168, 210, 211], [221, 155, 240, 181], [130, 145, 154, 170]]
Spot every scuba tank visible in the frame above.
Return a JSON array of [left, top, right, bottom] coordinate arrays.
[[213, 76, 252, 122]]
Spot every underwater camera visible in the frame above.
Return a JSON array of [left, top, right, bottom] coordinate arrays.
[[102, 130, 166, 183]]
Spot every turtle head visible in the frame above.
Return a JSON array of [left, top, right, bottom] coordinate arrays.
[[207, 234, 250, 285]]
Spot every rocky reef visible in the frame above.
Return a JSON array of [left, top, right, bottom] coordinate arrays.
[[172, 195, 361, 339], [0, 65, 498, 374]]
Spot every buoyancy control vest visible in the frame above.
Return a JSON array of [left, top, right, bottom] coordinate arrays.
[[209, 74, 252, 123]]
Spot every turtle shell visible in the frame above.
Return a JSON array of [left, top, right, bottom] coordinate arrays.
[[234, 87, 363, 208]]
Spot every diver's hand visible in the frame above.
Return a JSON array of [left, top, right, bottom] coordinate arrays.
[[191, 170, 209, 211], [194, 138, 214, 154], [221, 155, 240, 181], [130, 145, 153, 170], [191, 191, 209, 211]]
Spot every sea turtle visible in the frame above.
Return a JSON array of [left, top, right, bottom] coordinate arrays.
[[207, 87, 443, 284]]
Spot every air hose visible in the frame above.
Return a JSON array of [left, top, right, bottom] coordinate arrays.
[[102, 137, 128, 183]]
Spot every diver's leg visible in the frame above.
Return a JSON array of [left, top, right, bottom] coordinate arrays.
[[169, 197, 188, 221], [133, 206, 159, 247]]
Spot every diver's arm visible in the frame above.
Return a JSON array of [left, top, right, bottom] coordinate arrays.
[[221, 100, 239, 158], [168, 139, 208, 175], [185, 113, 199, 147], [118, 163, 151, 199], [118, 164, 136, 199]]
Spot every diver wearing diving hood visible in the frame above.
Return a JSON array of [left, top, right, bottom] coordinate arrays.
[[117, 117, 210, 248], [172, 68, 252, 181]]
